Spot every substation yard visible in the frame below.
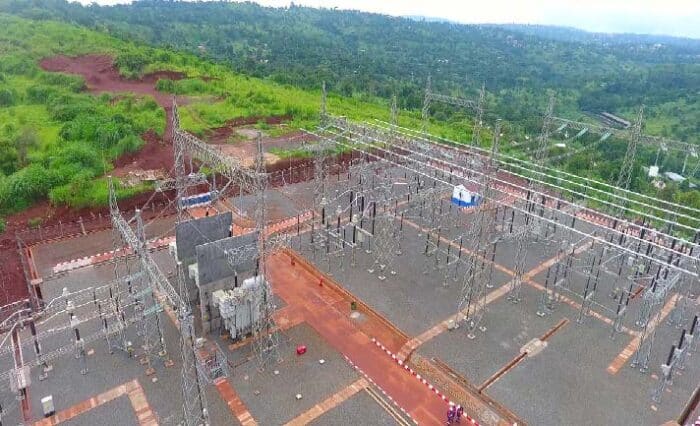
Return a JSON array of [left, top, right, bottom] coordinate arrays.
[[1, 55, 698, 425], [2, 157, 695, 426]]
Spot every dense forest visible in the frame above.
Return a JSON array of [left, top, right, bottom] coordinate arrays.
[[2, 0, 699, 143], [0, 1, 698, 230]]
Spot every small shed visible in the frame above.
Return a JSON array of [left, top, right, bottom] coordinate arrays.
[[451, 184, 480, 207]]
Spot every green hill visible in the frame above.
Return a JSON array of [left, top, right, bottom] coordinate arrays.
[[0, 13, 475, 217], [0, 6, 698, 226], [3, 0, 699, 144]]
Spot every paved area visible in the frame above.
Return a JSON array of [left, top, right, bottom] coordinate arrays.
[[228, 323, 360, 426], [0, 259, 234, 426], [295, 199, 698, 425], [288, 377, 368, 425], [36, 380, 154, 426], [308, 389, 399, 426], [267, 251, 448, 425], [419, 285, 572, 385], [62, 395, 138, 426], [31, 216, 176, 278], [300, 224, 512, 337], [7, 170, 698, 426]]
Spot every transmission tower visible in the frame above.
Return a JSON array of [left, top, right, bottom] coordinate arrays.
[[251, 133, 282, 369], [108, 182, 169, 373], [616, 105, 645, 191], [507, 94, 559, 305], [320, 81, 328, 124], [172, 101, 212, 426], [368, 213, 400, 281], [390, 95, 398, 128], [535, 93, 556, 165], [172, 100, 281, 370], [471, 83, 486, 147], [421, 75, 432, 132], [134, 210, 168, 372], [456, 120, 502, 338]]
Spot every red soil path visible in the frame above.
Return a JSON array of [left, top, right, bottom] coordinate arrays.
[[111, 129, 173, 176], [267, 250, 446, 425], [205, 115, 292, 145], [40, 54, 182, 142]]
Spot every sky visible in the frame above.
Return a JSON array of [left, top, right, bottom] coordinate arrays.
[[80, 0, 700, 39]]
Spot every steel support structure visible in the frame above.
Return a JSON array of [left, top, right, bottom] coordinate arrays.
[[172, 100, 282, 371]]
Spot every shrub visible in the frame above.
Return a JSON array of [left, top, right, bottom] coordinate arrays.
[[0, 55, 35, 76], [49, 178, 150, 209], [255, 121, 271, 131], [26, 85, 59, 103], [48, 170, 95, 208], [0, 88, 15, 106], [155, 78, 176, 93], [115, 51, 150, 77], [60, 114, 134, 149], [38, 72, 85, 92], [0, 165, 59, 212], [0, 136, 18, 175], [141, 98, 159, 111], [110, 134, 144, 158], [47, 95, 94, 121], [48, 143, 104, 177], [174, 78, 209, 94]]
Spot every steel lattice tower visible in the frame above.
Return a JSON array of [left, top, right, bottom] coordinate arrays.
[[108, 182, 169, 373], [508, 93, 557, 303], [457, 120, 502, 337], [320, 81, 328, 124], [172, 100, 211, 426], [421, 75, 432, 132], [616, 105, 645, 191], [472, 83, 486, 147], [252, 133, 282, 369], [535, 93, 556, 165]]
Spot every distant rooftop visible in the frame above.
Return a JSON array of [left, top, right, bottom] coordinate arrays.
[[663, 171, 686, 182]]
